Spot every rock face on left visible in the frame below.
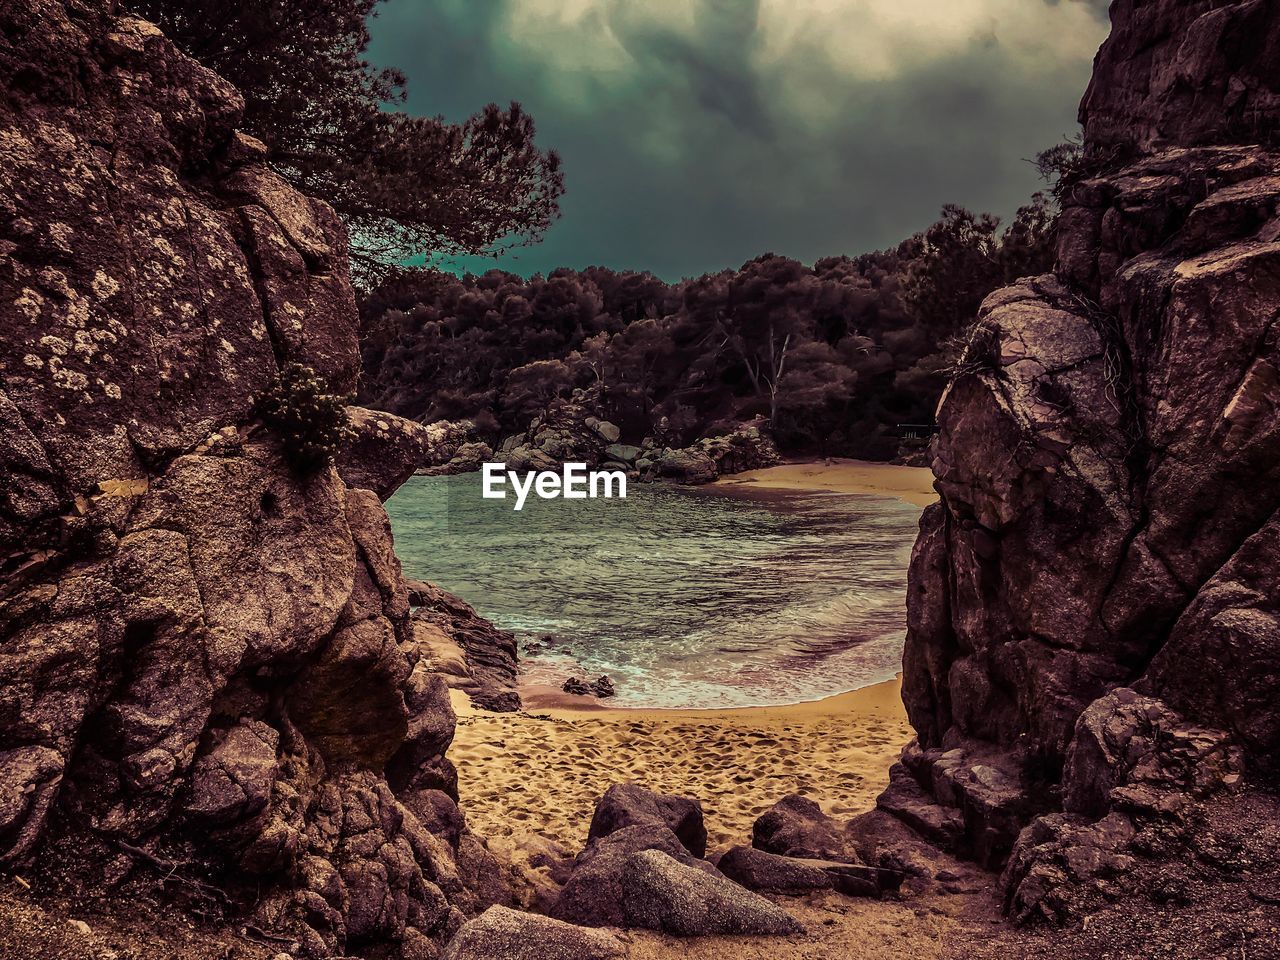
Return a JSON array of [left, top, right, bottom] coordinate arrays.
[[0, 3, 504, 957]]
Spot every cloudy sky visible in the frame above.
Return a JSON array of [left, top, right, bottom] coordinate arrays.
[[368, 0, 1111, 281]]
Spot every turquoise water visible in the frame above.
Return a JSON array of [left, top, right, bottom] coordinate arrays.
[[386, 473, 922, 709]]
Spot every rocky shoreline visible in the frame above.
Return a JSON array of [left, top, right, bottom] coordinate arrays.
[[422, 398, 783, 486], [403, 579, 522, 714], [887, 0, 1280, 935]]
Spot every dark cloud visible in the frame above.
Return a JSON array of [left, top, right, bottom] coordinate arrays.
[[1047, 0, 1113, 20], [369, 0, 1109, 281]]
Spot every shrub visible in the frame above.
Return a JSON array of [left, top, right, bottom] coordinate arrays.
[[256, 363, 355, 472]]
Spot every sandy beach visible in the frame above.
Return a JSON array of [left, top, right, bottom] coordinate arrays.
[[451, 676, 913, 855], [451, 459, 930, 854], [712, 458, 939, 507], [443, 457, 942, 955]]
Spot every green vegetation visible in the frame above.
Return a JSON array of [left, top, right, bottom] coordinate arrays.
[[130, 0, 563, 280], [257, 363, 355, 472]]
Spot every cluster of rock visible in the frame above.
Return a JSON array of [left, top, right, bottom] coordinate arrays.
[[548, 785, 904, 933], [561, 675, 615, 699], [497, 399, 780, 485], [416, 439, 495, 478], [439, 782, 998, 959], [640, 417, 782, 485], [0, 4, 512, 957], [498, 399, 624, 473], [891, 0, 1280, 926]]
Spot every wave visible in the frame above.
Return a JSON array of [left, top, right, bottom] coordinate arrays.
[[387, 474, 921, 709]]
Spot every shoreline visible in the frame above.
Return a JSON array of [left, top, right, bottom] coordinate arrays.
[[443, 457, 923, 854], [414, 456, 939, 509], [515, 674, 904, 715], [711, 457, 938, 507]]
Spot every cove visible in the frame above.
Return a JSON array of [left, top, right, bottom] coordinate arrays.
[[386, 473, 922, 709]]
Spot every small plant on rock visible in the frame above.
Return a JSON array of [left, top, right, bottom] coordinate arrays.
[[256, 363, 355, 473]]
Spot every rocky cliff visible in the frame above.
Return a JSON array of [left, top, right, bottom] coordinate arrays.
[[893, 0, 1280, 924], [0, 3, 504, 957]]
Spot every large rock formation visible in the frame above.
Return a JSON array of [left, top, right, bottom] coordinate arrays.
[[0, 3, 503, 957], [893, 0, 1280, 924]]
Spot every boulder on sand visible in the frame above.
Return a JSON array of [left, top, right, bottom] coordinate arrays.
[[589, 783, 707, 858], [719, 844, 902, 898], [551, 822, 715, 927], [622, 849, 805, 936], [752, 793, 861, 862], [444, 906, 625, 960]]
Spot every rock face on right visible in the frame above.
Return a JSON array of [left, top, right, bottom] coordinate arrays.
[[895, 0, 1280, 925]]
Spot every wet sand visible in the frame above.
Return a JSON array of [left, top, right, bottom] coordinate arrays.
[[450, 677, 912, 854], [712, 458, 938, 507]]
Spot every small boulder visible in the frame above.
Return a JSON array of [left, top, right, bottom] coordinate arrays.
[[592, 421, 622, 443], [591, 675, 615, 698], [444, 906, 625, 960], [563, 675, 616, 698], [752, 793, 860, 862], [505, 446, 557, 472], [719, 845, 902, 898], [551, 823, 714, 927], [562, 677, 593, 697], [589, 783, 707, 858], [655, 449, 718, 485], [622, 849, 805, 936]]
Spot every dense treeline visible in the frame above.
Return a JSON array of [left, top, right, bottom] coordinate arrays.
[[359, 195, 1058, 458]]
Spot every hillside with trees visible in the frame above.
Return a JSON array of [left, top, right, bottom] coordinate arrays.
[[359, 192, 1061, 459]]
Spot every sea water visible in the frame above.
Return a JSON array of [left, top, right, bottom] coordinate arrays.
[[386, 473, 922, 709]]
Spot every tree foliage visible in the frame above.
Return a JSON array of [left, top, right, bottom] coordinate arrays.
[[130, 0, 564, 279], [257, 363, 355, 472], [359, 188, 1057, 458]]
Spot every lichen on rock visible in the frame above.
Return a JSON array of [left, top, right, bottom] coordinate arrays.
[[0, 3, 506, 957]]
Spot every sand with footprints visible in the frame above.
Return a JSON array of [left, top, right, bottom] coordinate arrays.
[[449, 677, 912, 853]]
